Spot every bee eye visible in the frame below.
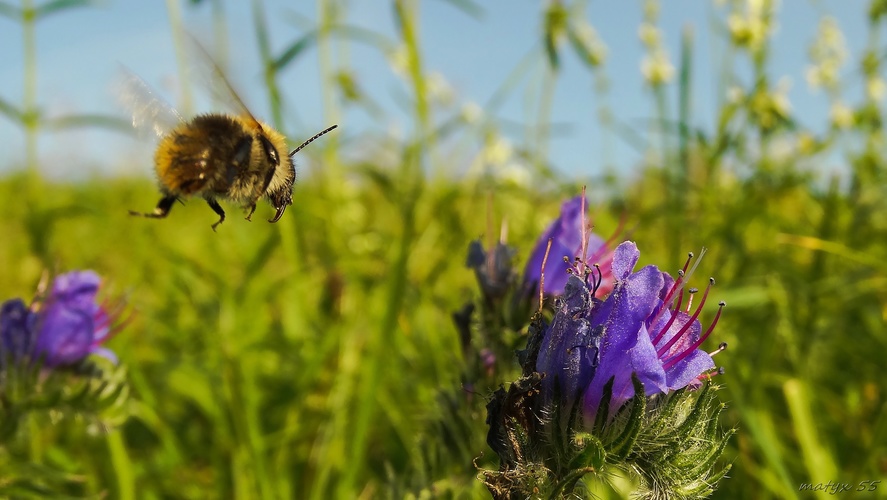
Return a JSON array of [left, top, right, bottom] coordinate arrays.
[[259, 136, 280, 166]]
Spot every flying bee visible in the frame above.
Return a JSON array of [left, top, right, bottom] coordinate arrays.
[[120, 42, 336, 231]]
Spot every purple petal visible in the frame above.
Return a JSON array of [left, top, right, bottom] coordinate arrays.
[[523, 196, 587, 296], [664, 349, 715, 390], [611, 241, 640, 281], [50, 271, 101, 310], [89, 346, 119, 365], [34, 303, 95, 367], [583, 264, 667, 416]]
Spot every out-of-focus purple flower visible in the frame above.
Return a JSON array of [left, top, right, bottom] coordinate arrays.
[[0, 271, 119, 369], [536, 241, 725, 419], [467, 240, 517, 304], [1, 299, 33, 365], [522, 195, 615, 299]]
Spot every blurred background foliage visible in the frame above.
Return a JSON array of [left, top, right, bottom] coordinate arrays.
[[1, 0, 886, 498]]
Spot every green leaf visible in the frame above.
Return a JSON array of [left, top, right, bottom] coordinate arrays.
[[433, 0, 483, 20], [0, 2, 19, 20], [542, 2, 568, 70], [33, 0, 93, 20], [0, 95, 23, 122], [44, 114, 133, 132], [273, 30, 318, 71]]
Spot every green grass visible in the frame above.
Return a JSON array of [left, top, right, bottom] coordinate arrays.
[[2, 0, 887, 498]]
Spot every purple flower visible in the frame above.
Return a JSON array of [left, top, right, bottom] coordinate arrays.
[[522, 195, 615, 299], [536, 241, 725, 419], [0, 271, 119, 369], [1, 299, 33, 364]]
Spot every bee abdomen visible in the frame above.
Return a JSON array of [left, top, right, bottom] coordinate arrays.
[[154, 114, 250, 196]]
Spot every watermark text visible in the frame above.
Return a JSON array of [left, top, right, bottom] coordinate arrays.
[[799, 480, 881, 494]]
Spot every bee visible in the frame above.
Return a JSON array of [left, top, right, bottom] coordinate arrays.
[[121, 42, 336, 231]]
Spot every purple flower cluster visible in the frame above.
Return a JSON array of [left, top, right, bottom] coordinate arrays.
[[0, 271, 118, 369], [536, 241, 724, 418]]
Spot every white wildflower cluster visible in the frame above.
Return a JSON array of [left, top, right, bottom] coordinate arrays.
[[638, 0, 674, 86], [866, 77, 886, 102], [387, 44, 410, 79], [829, 101, 854, 129], [469, 133, 530, 187], [806, 17, 847, 93], [426, 72, 455, 106], [572, 19, 608, 67], [748, 77, 792, 130], [727, 0, 778, 54]]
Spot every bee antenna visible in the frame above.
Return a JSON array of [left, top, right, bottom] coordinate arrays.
[[289, 125, 338, 157]]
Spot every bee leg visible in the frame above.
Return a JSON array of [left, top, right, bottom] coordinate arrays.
[[206, 198, 226, 232], [129, 194, 177, 219], [245, 204, 257, 222], [269, 204, 287, 223]]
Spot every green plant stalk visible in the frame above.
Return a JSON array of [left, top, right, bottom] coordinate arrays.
[[316, 0, 341, 178], [211, 0, 228, 67], [395, 0, 432, 164], [783, 378, 838, 482], [219, 290, 274, 500], [107, 430, 135, 500], [652, 83, 677, 262], [675, 26, 692, 264], [535, 64, 556, 173], [22, 0, 37, 173], [165, 0, 193, 117], [338, 1, 426, 495], [251, 0, 283, 131]]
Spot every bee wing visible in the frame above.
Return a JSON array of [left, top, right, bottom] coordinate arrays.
[[185, 35, 262, 128], [115, 67, 184, 139]]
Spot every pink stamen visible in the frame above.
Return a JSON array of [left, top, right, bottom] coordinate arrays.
[[579, 187, 588, 274], [696, 366, 725, 382], [660, 253, 693, 308], [651, 288, 685, 346], [685, 287, 698, 313], [657, 278, 714, 359], [662, 301, 725, 371], [709, 342, 728, 357], [538, 238, 553, 311]]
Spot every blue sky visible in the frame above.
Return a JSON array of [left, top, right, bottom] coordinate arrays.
[[0, 1, 873, 180]]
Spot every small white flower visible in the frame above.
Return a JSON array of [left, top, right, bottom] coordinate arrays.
[[638, 23, 661, 49], [387, 45, 410, 78], [426, 72, 455, 105], [461, 102, 483, 125], [499, 162, 530, 187], [726, 86, 745, 104], [485, 135, 513, 166], [866, 77, 886, 102], [641, 52, 675, 86], [772, 77, 792, 116], [829, 101, 854, 129], [574, 21, 608, 65]]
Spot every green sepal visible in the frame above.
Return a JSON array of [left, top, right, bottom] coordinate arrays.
[[607, 374, 647, 460], [568, 432, 606, 471], [591, 376, 614, 435]]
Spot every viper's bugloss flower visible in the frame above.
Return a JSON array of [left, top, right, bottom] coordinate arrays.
[[467, 239, 517, 304], [522, 195, 615, 299], [537, 241, 725, 418], [0, 299, 32, 364], [484, 241, 732, 498], [0, 271, 120, 369]]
